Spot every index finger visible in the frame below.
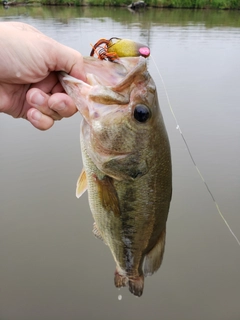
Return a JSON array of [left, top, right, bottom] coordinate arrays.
[[48, 92, 78, 118]]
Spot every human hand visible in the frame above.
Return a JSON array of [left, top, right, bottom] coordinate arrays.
[[0, 22, 86, 130]]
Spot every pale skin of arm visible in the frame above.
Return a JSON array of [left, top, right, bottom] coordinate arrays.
[[0, 22, 86, 130]]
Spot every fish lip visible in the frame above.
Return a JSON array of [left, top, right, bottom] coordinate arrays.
[[58, 71, 83, 85], [58, 71, 67, 83]]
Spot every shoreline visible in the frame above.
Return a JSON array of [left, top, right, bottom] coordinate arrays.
[[2, 0, 240, 10]]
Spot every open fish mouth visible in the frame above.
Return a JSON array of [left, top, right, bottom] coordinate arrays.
[[59, 56, 147, 91]]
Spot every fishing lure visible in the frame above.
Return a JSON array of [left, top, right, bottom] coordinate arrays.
[[90, 37, 150, 61]]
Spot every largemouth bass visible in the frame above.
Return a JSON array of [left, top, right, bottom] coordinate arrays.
[[59, 56, 172, 297]]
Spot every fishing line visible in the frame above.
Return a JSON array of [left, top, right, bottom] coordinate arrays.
[[150, 55, 240, 247]]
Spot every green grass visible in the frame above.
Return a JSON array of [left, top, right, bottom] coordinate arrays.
[[87, 0, 129, 5], [145, 0, 240, 8]]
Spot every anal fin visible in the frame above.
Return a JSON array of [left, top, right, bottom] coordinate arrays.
[[143, 226, 166, 276], [92, 222, 106, 244]]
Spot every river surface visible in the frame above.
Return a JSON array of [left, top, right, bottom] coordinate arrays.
[[0, 6, 240, 320]]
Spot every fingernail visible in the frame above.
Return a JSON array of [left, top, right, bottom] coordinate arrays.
[[51, 101, 66, 111], [30, 92, 45, 106], [31, 109, 42, 121]]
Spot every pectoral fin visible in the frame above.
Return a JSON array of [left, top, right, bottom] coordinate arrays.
[[94, 175, 121, 217], [143, 226, 166, 276], [76, 169, 88, 198]]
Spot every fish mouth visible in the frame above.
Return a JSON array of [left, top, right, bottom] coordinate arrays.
[[58, 71, 85, 87], [58, 57, 148, 121], [58, 71, 92, 122], [58, 71, 66, 84], [59, 56, 147, 89]]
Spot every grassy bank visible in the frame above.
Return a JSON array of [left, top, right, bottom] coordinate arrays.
[[85, 0, 240, 9], [4, 0, 240, 9]]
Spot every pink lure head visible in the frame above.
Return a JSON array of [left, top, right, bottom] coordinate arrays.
[[139, 47, 150, 58]]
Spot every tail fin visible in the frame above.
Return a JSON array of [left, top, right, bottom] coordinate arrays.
[[114, 270, 128, 288], [114, 268, 144, 297], [128, 276, 144, 297]]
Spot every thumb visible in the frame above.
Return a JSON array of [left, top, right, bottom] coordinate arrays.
[[50, 42, 86, 82]]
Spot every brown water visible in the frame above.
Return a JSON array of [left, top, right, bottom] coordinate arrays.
[[0, 6, 240, 320]]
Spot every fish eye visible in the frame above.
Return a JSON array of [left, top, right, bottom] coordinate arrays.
[[133, 104, 151, 123]]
